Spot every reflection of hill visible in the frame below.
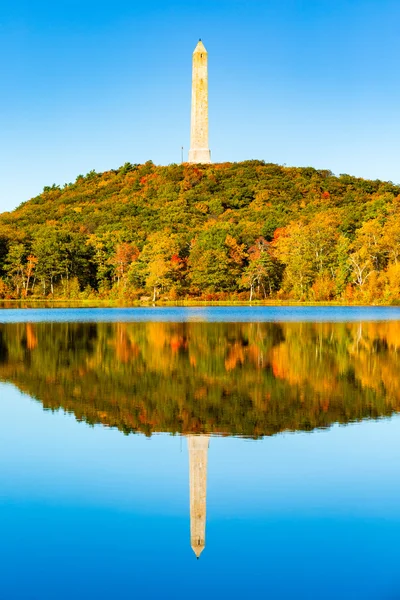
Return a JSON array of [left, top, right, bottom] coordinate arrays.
[[1, 321, 400, 437]]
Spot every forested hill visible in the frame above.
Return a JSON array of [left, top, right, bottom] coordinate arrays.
[[1, 160, 400, 302]]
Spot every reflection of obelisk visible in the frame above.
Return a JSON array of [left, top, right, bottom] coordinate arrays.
[[188, 435, 209, 559], [188, 40, 211, 164]]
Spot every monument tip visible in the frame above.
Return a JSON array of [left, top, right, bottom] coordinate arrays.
[[194, 39, 207, 53], [192, 544, 205, 559]]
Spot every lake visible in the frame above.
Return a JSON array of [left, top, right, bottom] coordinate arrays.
[[1, 307, 400, 599]]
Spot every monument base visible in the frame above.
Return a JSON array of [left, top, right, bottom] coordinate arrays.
[[188, 148, 211, 164]]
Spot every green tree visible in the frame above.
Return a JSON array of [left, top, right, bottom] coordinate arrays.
[[32, 233, 64, 295], [188, 225, 246, 293], [4, 243, 27, 297]]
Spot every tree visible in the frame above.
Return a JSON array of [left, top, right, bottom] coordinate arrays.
[[273, 215, 340, 299], [110, 242, 139, 285], [188, 225, 246, 293], [4, 243, 26, 297], [146, 257, 171, 301], [381, 215, 400, 265], [348, 219, 385, 289], [272, 224, 316, 298], [129, 231, 180, 300], [87, 233, 116, 290], [32, 234, 64, 295], [25, 255, 38, 296], [240, 237, 281, 300]]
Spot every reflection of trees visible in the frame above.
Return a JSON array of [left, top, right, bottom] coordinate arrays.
[[1, 321, 400, 437]]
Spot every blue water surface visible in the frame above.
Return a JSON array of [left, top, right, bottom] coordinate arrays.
[[1, 305, 400, 322], [1, 383, 400, 599], [1, 307, 400, 598]]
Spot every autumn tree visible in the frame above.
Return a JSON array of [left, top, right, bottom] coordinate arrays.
[[129, 231, 181, 300], [273, 214, 340, 299], [25, 255, 38, 296], [240, 237, 281, 300], [381, 214, 400, 265], [110, 242, 139, 285], [188, 225, 246, 293]]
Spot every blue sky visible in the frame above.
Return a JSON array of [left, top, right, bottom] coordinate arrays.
[[1, 0, 400, 212]]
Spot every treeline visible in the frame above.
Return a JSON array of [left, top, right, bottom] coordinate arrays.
[[1, 160, 400, 302], [1, 321, 399, 437]]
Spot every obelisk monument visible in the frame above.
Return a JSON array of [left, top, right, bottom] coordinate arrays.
[[188, 40, 211, 164], [188, 435, 209, 558]]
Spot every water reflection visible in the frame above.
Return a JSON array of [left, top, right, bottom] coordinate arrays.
[[0, 321, 400, 437], [2, 320, 400, 560], [188, 435, 209, 558]]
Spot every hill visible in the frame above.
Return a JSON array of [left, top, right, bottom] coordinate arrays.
[[0, 160, 399, 302]]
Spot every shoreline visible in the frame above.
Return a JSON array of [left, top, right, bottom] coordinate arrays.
[[0, 299, 399, 309]]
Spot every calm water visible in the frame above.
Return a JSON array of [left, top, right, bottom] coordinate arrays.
[[1, 307, 400, 599], [1, 304, 400, 322]]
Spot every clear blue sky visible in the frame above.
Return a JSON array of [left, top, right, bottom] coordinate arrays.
[[1, 0, 400, 212]]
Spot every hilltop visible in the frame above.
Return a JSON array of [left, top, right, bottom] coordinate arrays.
[[0, 160, 399, 302]]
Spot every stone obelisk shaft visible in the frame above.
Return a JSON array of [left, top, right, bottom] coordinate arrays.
[[188, 435, 209, 558], [188, 40, 211, 164]]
